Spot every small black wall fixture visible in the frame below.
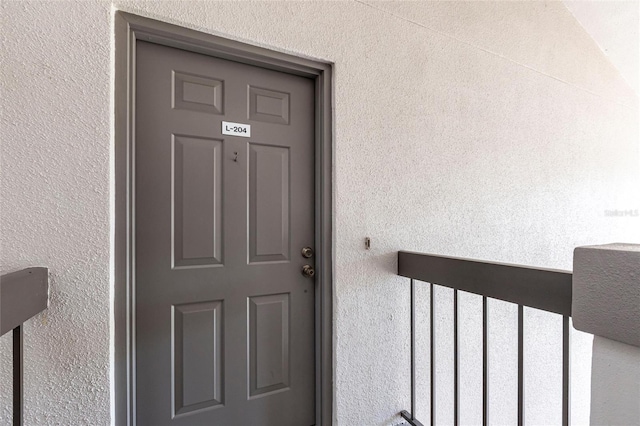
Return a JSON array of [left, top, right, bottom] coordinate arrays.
[[0, 267, 49, 426]]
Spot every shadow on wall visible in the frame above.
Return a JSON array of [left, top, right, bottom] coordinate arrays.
[[590, 336, 640, 425]]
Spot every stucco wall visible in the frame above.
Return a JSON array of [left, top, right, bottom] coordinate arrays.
[[590, 337, 640, 426], [1, 1, 638, 425]]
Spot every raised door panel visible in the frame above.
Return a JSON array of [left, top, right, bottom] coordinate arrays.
[[173, 71, 224, 115], [248, 293, 290, 398], [248, 144, 290, 264], [172, 135, 223, 268], [249, 86, 290, 124], [172, 300, 224, 416]]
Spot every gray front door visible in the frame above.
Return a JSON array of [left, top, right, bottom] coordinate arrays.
[[135, 40, 316, 425]]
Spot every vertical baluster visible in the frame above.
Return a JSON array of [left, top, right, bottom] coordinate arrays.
[[454, 289, 459, 426], [518, 305, 524, 426], [13, 325, 23, 426], [482, 296, 488, 426], [411, 279, 416, 419], [430, 283, 435, 426], [562, 316, 570, 426]]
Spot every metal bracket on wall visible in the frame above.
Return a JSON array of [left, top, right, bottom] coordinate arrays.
[[400, 410, 425, 426]]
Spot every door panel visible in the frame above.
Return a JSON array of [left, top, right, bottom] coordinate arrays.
[[135, 40, 315, 426], [248, 293, 290, 398], [248, 86, 290, 124], [172, 300, 224, 414], [172, 135, 223, 268], [249, 144, 290, 263], [173, 71, 224, 115]]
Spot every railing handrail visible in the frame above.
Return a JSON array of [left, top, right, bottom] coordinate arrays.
[[398, 251, 572, 316], [1, 267, 49, 336]]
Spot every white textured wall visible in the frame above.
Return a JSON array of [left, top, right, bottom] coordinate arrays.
[[1, 1, 638, 425], [0, 2, 112, 424], [590, 337, 640, 426]]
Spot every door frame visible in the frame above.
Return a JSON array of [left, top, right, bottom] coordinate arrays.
[[113, 11, 333, 426]]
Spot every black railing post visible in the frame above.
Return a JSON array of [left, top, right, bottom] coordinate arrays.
[[482, 296, 489, 426], [562, 316, 571, 426], [430, 283, 435, 426], [13, 325, 23, 426], [400, 278, 426, 426], [410, 279, 416, 418], [453, 290, 459, 426], [518, 305, 524, 426]]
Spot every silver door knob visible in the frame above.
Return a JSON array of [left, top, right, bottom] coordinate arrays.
[[301, 247, 314, 258], [301, 265, 315, 278]]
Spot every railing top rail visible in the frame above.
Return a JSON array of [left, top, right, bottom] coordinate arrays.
[[1, 267, 49, 336], [398, 251, 572, 316]]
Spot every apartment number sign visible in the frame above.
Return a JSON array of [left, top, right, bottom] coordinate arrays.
[[222, 121, 251, 138]]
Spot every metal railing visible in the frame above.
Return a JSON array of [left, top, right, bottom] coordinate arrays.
[[0, 267, 49, 426], [398, 251, 572, 426]]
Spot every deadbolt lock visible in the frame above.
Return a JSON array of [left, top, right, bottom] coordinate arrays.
[[301, 265, 315, 278], [301, 247, 314, 258]]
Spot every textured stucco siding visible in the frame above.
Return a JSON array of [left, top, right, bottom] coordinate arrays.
[[573, 244, 640, 347], [0, 2, 112, 424], [1, 1, 638, 425], [590, 336, 640, 426]]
